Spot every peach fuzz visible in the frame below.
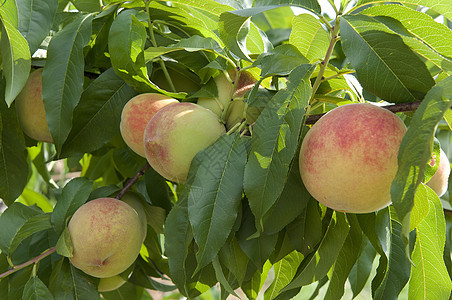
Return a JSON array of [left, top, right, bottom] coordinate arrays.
[[15, 68, 53, 143], [120, 93, 178, 157], [426, 148, 450, 197], [68, 198, 144, 278], [143, 102, 226, 183], [299, 103, 407, 213]]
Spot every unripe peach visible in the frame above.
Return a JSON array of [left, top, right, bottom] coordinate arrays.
[[68, 198, 144, 278], [144, 102, 226, 183], [299, 103, 407, 213], [225, 99, 262, 130], [98, 275, 127, 292], [15, 69, 53, 143], [120, 93, 178, 157], [426, 148, 450, 197]]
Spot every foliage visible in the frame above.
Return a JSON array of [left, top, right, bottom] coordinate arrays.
[[0, 0, 451, 299]]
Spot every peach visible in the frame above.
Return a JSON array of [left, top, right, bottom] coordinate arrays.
[[120, 93, 178, 157], [68, 198, 144, 278], [225, 99, 262, 130], [426, 148, 450, 197], [299, 103, 407, 213], [98, 275, 127, 292], [121, 191, 148, 241], [143, 102, 226, 183], [15, 69, 53, 143], [197, 70, 257, 117]]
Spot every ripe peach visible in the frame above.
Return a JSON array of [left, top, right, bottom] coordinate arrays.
[[68, 198, 144, 278], [143, 102, 226, 183], [426, 148, 450, 197], [120, 93, 178, 157], [15, 69, 53, 143], [299, 103, 407, 213]]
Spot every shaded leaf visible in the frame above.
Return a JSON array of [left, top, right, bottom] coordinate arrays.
[[0, 98, 28, 205], [253, 44, 309, 77], [23, 276, 55, 300], [283, 212, 350, 291], [349, 237, 377, 298], [17, 0, 58, 55], [55, 226, 73, 258], [42, 13, 93, 153]]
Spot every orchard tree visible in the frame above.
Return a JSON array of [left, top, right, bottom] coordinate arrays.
[[0, 0, 452, 299]]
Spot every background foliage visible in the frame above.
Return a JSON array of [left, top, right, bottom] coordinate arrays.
[[0, 0, 451, 299]]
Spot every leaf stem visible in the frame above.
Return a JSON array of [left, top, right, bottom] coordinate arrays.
[[310, 13, 341, 102], [0, 247, 56, 279], [144, 0, 176, 93], [116, 163, 151, 200]]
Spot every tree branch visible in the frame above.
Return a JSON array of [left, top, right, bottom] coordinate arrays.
[[0, 247, 56, 279], [115, 163, 151, 200]]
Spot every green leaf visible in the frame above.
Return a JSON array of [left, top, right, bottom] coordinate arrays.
[[60, 68, 137, 157], [23, 276, 55, 300], [17, 0, 58, 55], [55, 226, 73, 257], [18, 188, 53, 213], [348, 237, 377, 298], [391, 76, 452, 227], [163, 190, 192, 296], [188, 133, 247, 271], [144, 168, 172, 214], [0, 2, 31, 106], [253, 44, 309, 77], [324, 215, 362, 300], [372, 209, 411, 300], [340, 15, 435, 103], [0, 202, 48, 255], [242, 261, 272, 300], [51, 177, 93, 235], [289, 14, 329, 63], [0, 98, 28, 205], [354, 0, 452, 20], [282, 212, 350, 291], [71, 0, 101, 12], [169, 0, 233, 17], [42, 13, 93, 154], [101, 282, 144, 300], [108, 10, 154, 93], [212, 257, 239, 297], [409, 183, 431, 231], [7, 265, 33, 300], [49, 259, 100, 300], [244, 64, 314, 232], [219, 237, 249, 285], [409, 185, 452, 299], [264, 251, 303, 300], [361, 5, 452, 76]]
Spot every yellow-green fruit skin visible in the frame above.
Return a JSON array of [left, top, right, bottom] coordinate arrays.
[[120, 93, 178, 157], [225, 99, 262, 130], [426, 148, 450, 197], [68, 198, 143, 278], [197, 72, 233, 116], [144, 102, 226, 183], [98, 275, 127, 292], [299, 103, 407, 213], [15, 69, 53, 143], [121, 192, 148, 242]]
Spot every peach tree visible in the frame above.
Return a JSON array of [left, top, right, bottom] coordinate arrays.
[[0, 0, 451, 299]]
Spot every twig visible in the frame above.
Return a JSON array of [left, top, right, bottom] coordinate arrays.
[[0, 247, 56, 279], [115, 163, 151, 200]]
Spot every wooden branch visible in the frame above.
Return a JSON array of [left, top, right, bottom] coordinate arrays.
[[115, 163, 151, 200], [0, 247, 56, 279]]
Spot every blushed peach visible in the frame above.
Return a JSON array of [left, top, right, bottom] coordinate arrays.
[[15, 69, 53, 143], [299, 103, 407, 213], [143, 102, 226, 183], [426, 148, 450, 197], [120, 93, 178, 157]]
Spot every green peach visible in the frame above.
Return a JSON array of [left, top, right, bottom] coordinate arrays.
[[144, 102, 226, 183], [98, 275, 127, 292], [120, 93, 178, 157], [68, 198, 143, 278], [426, 148, 450, 197], [299, 103, 407, 213], [225, 99, 263, 130], [15, 69, 53, 143]]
